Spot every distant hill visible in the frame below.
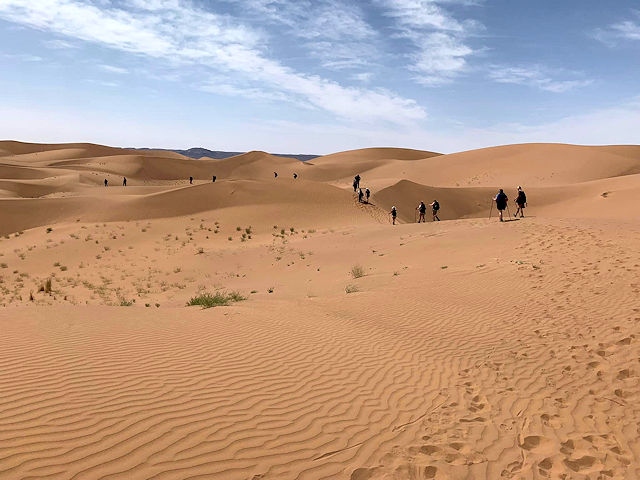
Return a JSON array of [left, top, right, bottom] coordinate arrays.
[[135, 147, 319, 162]]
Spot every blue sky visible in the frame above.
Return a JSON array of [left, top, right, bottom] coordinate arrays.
[[0, 0, 639, 154]]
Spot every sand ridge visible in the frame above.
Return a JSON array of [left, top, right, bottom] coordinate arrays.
[[1, 141, 640, 479]]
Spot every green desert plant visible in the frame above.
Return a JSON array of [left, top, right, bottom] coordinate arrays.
[[186, 290, 246, 308]]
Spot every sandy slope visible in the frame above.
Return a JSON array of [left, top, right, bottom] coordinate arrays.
[[1, 141, 640, 479]]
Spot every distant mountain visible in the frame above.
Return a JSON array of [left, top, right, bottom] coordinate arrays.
[[136, 147, 319, 162]]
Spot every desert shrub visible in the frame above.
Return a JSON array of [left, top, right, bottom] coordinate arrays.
[[350, 264, 365, 278], [187, 290, 246, 308], [120, 298, 134, 306], [345, 284, 359, 294]]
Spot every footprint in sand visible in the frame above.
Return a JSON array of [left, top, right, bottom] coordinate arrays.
[[563, 455, 597, 472], [519, 435, 553, 454], [350, 467, 378, 480], [538, 457, 553, 476], [540, 413, 562, 428]]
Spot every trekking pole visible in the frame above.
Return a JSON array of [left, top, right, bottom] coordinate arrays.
[[506, 203, 511, 218], [489, 200, 493, 219]]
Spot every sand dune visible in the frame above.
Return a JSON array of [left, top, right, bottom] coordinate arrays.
[[1, 140, 640, 479]]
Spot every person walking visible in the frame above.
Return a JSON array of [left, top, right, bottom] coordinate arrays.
[[416, 201, 427, 223], [390, 206, 397, 225], [104, 178, 108, 187], [354, 174, 361, 191], [212, 175, 216, 182], [494, 189, 508, 222], [189, 176, 193, 184], [514, 186, 527, 218], [122, 177, 127, 186], [358, 188, 364, 203], [365, 188, 370, 203], [430, 200, 440, 221]]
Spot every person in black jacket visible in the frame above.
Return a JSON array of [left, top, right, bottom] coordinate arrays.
[[494, 189, 508, 222], [514, 186, 527, 218]]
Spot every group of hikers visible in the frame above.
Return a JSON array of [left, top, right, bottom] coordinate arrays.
[[273, 172, 298, 179], [389, 186, 527, 225], [105, 171, 527, 226], [492, 186, 527, 221]]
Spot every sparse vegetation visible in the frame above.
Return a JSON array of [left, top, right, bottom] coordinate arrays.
[[120, 298, 134, 306], [350, 264, 365, 278], [345, 284, 359, 294], [39, 277, 53, 294], [187, 290, 246, 308], [46, 227, 53, 233]]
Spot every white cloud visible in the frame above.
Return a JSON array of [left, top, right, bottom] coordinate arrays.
[[594, 11, 640, 44], [98, 64, 128, 74], [43, 39, 78, 49], [375, 0, 481, 84], [235, 0, 378, 70], [1, 52, 43, 62], [0, 0, 425, 123], [489, 65, 592, 93]]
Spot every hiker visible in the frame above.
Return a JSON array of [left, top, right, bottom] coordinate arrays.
[[494, 189, 508, 222], [365, 188, 370, 203], [352, 179, 357, 192], [293, 173, 298, 179], [122, 177, 127, 187], [189, 176, 193, 184], [416, 201, 427, 222], [430, 200, 440, 221], [354, 174, 361, 190], [104, 178, 108, 187], [514, 186, 527, 218], [358, 188, 364, 203], [212, 175, 216, 183], [274, 171, 278, 178], [390, 206, 397, 225]]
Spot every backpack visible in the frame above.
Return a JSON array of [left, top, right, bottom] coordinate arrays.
[[419, 203, 426, 214], [432, 201, 439, 211], [518, 191, 527, 203]]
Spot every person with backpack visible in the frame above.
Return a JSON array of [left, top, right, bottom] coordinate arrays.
[[494, 189, 508, 222], [354, 174, 361, 191], [416, 201, 427, 223], [390, 206, 397, 225], [430, 200, 440, 221], [514, 186, 527, 218], [358, 188, 364, 203], [365, 188, 370, 203]]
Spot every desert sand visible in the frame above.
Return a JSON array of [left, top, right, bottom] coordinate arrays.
[[1, 140, 639, 479]]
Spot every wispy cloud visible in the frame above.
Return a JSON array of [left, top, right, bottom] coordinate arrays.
[[43, 39, 78, 49], [1, 52, 43, 62], [594, 11, 640, 45], [234, 0, 378, 70], [98, 64, 128, 74], [0, 0, 425, 123], [375, 0, 481, 85], [489, 65, 592, 93]]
